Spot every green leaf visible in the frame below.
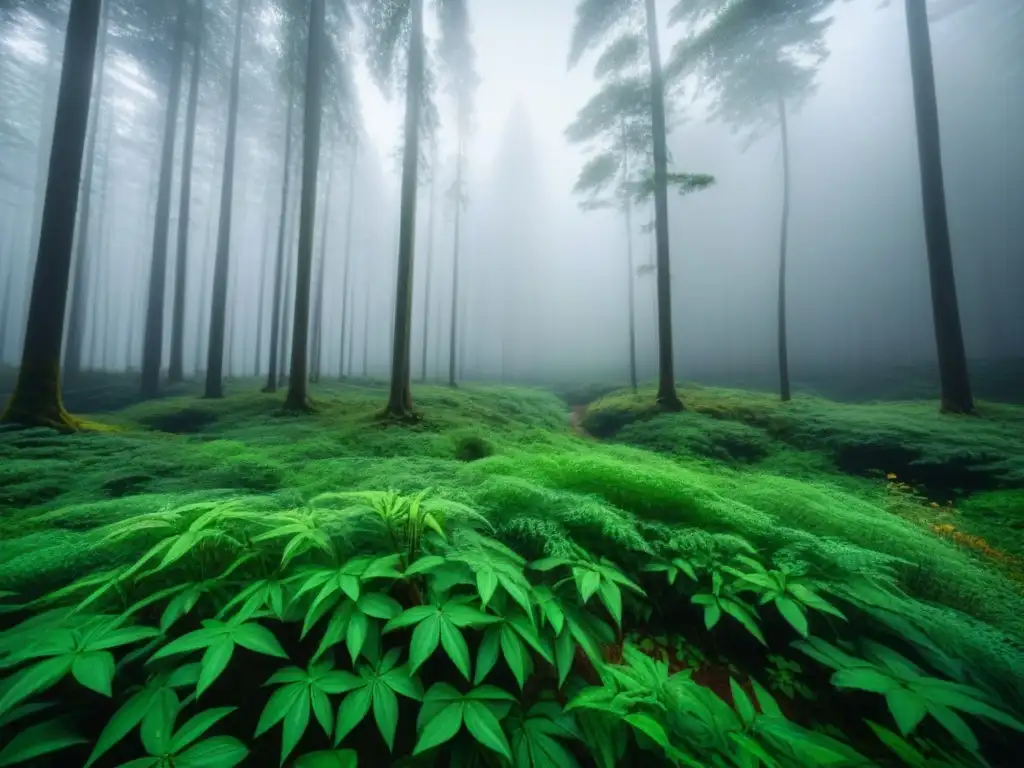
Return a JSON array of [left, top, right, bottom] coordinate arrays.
[[383, 605, 437, 633], [405, 556, 446, 577], [531, 557, 569, 572], [312, 688, 334, 739], [703, 601, 722, 631], [440, 621, 472, 680], [171, 707, 236, 753], [0, 656, 74, 720], [357, 594, 402, 621], [294, 751, 359, 768], [865, 721, 927, 767], [0, 716, 86, 767], [281, 685, 311, 765], [149, 628, 218, 661], [880, 687, 927, 738], [477, 569, 498, 607], [408, 616, 441, 674], [730, 679, 755, 727], [924, 702, 978, 752], [414, 702, 464, 755], [233, 623, 288, 658], [774, 596, 808, 637], [501, 626, 528, 690], [346, 612, 370, 664], [198, 637, 235, 697], [85, 625, 162, 652], [256, 684, 306, 737], [174, 735, 249, 768], [85, 688, 157, 767], [334, 686, 372, 746], [464, 701, 512, 762], [474, 627, 501, 685], [554, 628, 574, 688], [831, 667, 897, 695], [71, 651, 115, 697], [373, 683, 399, 751], [597, 581, 622, 627], [140, 688, 178, 756]]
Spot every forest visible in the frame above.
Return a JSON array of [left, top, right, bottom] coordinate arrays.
[[0, 0, 1022, 766]]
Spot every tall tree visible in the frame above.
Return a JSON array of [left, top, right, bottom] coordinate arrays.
[[310, 143, 335, 383], [418, 133, 438, 382], [263, 95, 295, 393], [284, 0, 327, 410], [203, 0, 245, 399], [437, 0, 477, 389], [568, 31, 714, 394], [361, 0, 457, 417], [569, 0, 684, 410], [904, 0, 973, 412], [168, 0, 205, 383], [338, 137, 359, 379], [668, 0, 832, 403], [1, 0, 104, 430], [64, 0, 111, 379], [141, 0, 189, 397]]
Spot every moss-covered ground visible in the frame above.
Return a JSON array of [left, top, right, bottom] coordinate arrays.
[[1, 374, 1023, 766]]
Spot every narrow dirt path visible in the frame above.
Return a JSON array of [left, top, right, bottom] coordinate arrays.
[[570, 404, 595, 440]]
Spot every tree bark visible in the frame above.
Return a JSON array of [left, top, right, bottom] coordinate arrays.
[[255, 190, 275, 376], [620, 119, 638, 394], [338, 137, 359, 379], [168, 0, 205, 383], [203, 0, 244, 399], [385, 0, 425, 418], [311, 142, 334, 382], [263, 96, 295, 393], [64, 0, 110, 379], [448, 132, 465, 388], [1, 0, 103, 431], [141, 0, 189, 397], [284, 0, 325, 411], [776, 92, 792, 403], [419, 135, 438, 382], [903, 0, 973, 413], [644, 0, 682, 411]]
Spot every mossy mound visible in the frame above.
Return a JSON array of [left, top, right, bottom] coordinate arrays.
[[583, 384, 1024, 496]]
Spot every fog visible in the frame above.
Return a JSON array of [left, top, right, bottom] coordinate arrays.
[[0, 0, 1021, 396]]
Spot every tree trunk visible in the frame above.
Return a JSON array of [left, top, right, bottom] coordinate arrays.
[[88, 109, 114, 368], [278, 174, 299, 386], [284, 0, 325, 411], [168, 0, 204, 383], [776, 92, 792, 403], [141, 0, 189, 397], [255, 191, 275, 376], [361, 286, 369, 377], [1, 0, 103, 431], [0, 231, 13, 365], [203, 0, 244, 399], [263, 96, 295, 393], [311, 141, 335, 382], [448, 133, 464, 388], [903, 0, 973, 413], [419, 135, 438, 382], [338, 138, 359, 379], [385, 0, 425, 418], [644, 0, 682, 411], [64, 0, 110, 379], [620, 119, 638, 394]]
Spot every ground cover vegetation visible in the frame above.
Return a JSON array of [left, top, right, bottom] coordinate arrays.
[[0, 380, 1023, 767]]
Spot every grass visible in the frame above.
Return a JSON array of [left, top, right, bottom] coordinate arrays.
[[1, 376, 1023, 764]]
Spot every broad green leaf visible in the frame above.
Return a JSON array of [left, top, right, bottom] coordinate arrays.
[[294, 750, 358, 768], [373, 683, 399, 751], [232, 623, 288, 658], [440, 621, 471, 680], [408, 616, 441, 674], [174, 735, 249, 768], [729, 679, 755, 727], [357, 594, 402, 621], [464, 701, 512, 762], [597, 581, 621, 627], [413, 702, 463, 755], [256, 685, 306, 737], [0, 716, 86, 767], [198, 637, 234, 696], [474, 627, 501, 685], [924, 702, 978, 752], [0, 656, 74, 720], [831, 667, 897, 695], [346, 612, 370, 664], [85, 688, 158, 767], [281, 685, 311, 765], [85, 625, 162, 652], [140, 688, 178, 756], [334, 686, 372, 746], [171, 707, 237, 753], [380, 666, 423, 701], [477, 569, 498, 607], [774, 596, 808, 637], [865, 721, 926, 767], [383, 605, 436, 633], [501, 626, 528, 689], [885, 688, 927, 736], [71, 651, 115, 697], [554, 628, 574, 687]]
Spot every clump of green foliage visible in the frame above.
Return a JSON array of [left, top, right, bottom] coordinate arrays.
[[2, 490, 1022, 767]]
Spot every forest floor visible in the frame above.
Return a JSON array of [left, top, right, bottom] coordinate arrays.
[[1, 374, 1023, 765]]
